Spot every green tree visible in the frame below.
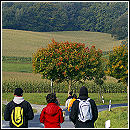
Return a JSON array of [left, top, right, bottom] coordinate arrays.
[[32, 39, 105, 96], [111, 11, 128, 40], [105, 43, 128, 92]]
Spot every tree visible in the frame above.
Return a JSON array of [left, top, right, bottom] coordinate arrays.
[[111, 11, 128, 40], [2, 2, 128, 33], [32, 39, 105, 96], [105, 43, 128, 91]]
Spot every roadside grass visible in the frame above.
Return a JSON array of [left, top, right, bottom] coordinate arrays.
[[95, 106, 128, 128], [2, 93, 128, 106]]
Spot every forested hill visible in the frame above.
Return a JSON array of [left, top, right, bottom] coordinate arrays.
[[2, 2, 128, 39]]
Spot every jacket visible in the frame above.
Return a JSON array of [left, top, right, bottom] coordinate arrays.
[[4, 96, 34, 128], [68, 98, 76, 111], [65, 96, 73, 108], [69, 95, 98, 128], [40, 103, 64, 128]]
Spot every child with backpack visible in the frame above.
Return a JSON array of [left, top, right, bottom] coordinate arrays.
[[4, 88, 34, 128], [68, 94, 77, 112], [40, 93, 64, 128], [65, 91, 73, 109], [70, 86, 98, 128]]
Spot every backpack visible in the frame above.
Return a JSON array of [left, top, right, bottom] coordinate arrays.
[[11, 102, 24, 127], [77, 98, 92, 122]]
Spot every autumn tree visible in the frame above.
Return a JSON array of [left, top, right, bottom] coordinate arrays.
[[32, 39, 105, 95], [105, 42, 128, 92]]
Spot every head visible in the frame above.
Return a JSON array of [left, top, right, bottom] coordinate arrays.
[[46, 93, 57, 103], [69, 91, 73, 97], [73, 94, 77, 99], [14, 88, 23, 97], [79, 86, 88, 97]]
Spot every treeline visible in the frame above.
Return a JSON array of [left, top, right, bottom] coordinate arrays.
[[2, 2, 128, 39]]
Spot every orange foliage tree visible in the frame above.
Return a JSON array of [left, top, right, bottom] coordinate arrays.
[[32, 39, 105, 94]]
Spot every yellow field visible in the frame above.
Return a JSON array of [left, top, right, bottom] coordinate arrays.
[[2, 71, 44, 82], [2, 29, 122, 57], [2, 71, 118, 84]]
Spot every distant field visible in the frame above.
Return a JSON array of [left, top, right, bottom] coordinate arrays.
[[2, 62, 32, 73], [2, 71, 118, 83], [2, 29, 122, 57]]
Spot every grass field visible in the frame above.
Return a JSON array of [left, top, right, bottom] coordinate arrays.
[[2, 62, 32, 73], [2, 93, 128, 106], [95, 106, 128, 128], [2, 29, 122, 57]]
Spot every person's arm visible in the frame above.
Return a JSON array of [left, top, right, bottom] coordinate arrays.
[[26, 102, 34, 120], [4, 103, 11, 121], [90, 99, 98, 122], [59, 109, 64, 123], [68, 100, 72, 111], [65, 99, 69, 108], [40, 108, 45, 123], [69, 100, 79, 124]]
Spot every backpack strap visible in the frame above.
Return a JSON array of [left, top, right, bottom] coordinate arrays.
[[77, 98, 91, 102], [86, 98, 91, 102]]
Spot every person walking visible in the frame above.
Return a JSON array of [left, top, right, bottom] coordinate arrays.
[[70, 86, 98, 128], [4, 88, 34, 128], [40, 93, 64, 128], [65, 91, 73, 110], [68, 94, 77, 112]]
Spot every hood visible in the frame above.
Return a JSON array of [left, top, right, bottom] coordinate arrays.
[[45, 103, 60, 116], [13, 96, 24, 104], [79, 86, 88, 97]]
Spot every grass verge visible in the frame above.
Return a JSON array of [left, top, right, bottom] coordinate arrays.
[[95, 106, 128, 128], [2, 93, 128, 106]]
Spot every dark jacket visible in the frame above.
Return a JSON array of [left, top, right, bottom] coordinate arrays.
[[69, 86, 98, 128], [4, 97, 34, 128]]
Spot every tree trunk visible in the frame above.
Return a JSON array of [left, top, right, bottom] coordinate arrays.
[[98, 85, 102, 102], [68, 79, 72, 96]]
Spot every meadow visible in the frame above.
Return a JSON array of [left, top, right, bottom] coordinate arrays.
[[95, 106, 128, 128], [2, 29, 122, 57]]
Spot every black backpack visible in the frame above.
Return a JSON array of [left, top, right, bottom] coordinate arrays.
[[11, 101, 25, 127]]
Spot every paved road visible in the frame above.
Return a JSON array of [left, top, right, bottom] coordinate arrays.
[[2, 103, 128, 128]]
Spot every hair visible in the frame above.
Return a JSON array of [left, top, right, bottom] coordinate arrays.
[[14, 88, 23, 96], [69, 91, 73, 96], [79, 86, 88, 97], [73, 94, 77, 99], [46, 93, 57, 103]]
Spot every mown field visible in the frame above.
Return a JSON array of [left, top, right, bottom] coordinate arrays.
[[2, 29, 122, 57]]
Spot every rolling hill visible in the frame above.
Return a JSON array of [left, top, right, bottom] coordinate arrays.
[[2, 29, 122, 57]]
